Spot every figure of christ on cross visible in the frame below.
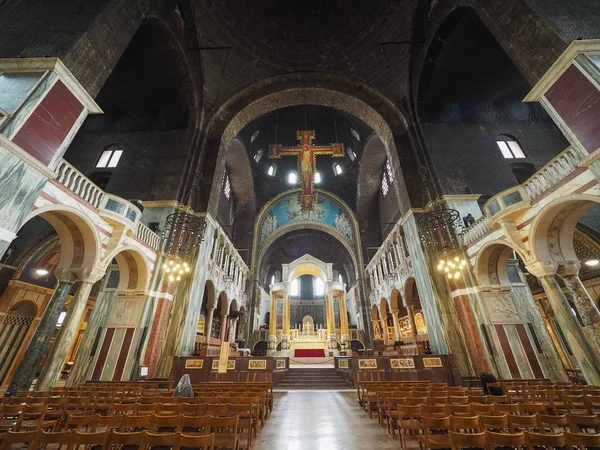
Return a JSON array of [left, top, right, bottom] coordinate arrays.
[[269, 130, 344, 211]]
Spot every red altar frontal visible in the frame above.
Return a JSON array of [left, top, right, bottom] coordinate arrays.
[[170, 356, 289, 384], [335, 355, 461, 386]]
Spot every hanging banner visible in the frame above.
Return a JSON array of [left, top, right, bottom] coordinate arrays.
[[217, 341, 230, 374]]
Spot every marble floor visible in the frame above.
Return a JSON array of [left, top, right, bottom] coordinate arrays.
[[253, 391, 401, 450]]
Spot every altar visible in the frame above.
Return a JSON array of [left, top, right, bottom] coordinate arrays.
[[289, 329, 328, 350]]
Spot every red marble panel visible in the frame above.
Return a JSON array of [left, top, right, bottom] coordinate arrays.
[[515, 324, 544, 379], [12, 80, 83, 166], [91, 328, 115, 381], [546, 65, 600, 154], [453, 295, 489, 374], [112, 328, 135, 381], [144, 297, 171, 377], [495, 325, 521, 379]]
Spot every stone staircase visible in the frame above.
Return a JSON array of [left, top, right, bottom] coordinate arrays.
[[277, 368, 352, 390]]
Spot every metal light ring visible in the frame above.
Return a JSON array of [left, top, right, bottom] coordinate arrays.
[[165, 212, 207, 233], [417, 208, 461, 230]]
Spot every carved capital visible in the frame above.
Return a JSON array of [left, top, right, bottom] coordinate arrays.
[[525, 260, 559, 278], [54, 268, 79, 284], [556, 260, 581, 277]]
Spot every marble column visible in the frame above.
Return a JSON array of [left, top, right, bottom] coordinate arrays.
[[536, 272, 600, 385], [36, 278, 96, 390], [219, 313, 228, 342], [560, 271, 600, 353], [205, 307, 216, 338], [66, 286, 117, 386], [5, 275, 75, 395], [340, 293, 350, 343], [281, 293, 290, 350], [229, 318, 238, 343], [406, 305, 416, 337], [268, 292, 277, 351], [390, 309, 402, 342]]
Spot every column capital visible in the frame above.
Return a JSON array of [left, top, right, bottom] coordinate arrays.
[[55, 267, 105, 284], [525, 260, 559, 278], [556, 261, 581, 277]]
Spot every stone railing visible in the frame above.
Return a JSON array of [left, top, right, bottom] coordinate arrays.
[[460, 216, 491, 246], [136, 222, 161, 250], [55, 159, 105, 208], [522, 146, 587, 200], [99, 193, 142, 227]]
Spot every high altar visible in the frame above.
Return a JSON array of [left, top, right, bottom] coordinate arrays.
[[267, 254, 351, 356]]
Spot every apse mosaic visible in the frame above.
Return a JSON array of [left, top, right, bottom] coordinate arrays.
[[260, 193, 353, 242]]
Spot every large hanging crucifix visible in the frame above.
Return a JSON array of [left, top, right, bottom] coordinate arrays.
[[269, 130, 344, 213]]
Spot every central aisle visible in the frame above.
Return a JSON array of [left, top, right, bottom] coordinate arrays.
[[253, 391, 400, 450]]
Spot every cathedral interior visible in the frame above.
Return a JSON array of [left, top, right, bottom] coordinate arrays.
[[1, 0, 600, 448]]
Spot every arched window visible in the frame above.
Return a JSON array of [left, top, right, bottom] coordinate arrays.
[[381, 159, 392, 197], [270, 274, 275, 285], [290, 278, 299, 296], [222, 170, 231, 200], [347, 147, 356, 161], [96, 145, 123, 168], [386, 159, 394, 183], [288, 171, 298, 184], [254, 149, 263, 163], [267, 163, 277, 176], [315, 277, 325, 296], [314, 171, 322, 184], [381, 173, 389, 197], [496, 135, 525, 159], [251, 130, 260, 143], [350, 128, 360, 141], [338, 273, 343, 283], [332, 162, 343, 176]]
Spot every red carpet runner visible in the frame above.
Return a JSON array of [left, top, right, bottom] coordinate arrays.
[[294, 349, 326, 358]]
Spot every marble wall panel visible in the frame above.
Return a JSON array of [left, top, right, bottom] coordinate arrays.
[[515, 323, 544, 378], [546, 65, 600, 154], [91, 328, 113, 380], [100, 327, 125, 381], [112, 328, 134, 381], [12, 81, 83, 166], [505, 324, 534, 379], [495, 324, 521, 378]]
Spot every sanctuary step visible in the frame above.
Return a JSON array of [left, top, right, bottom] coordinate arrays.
[[277, 367, 352, 390]]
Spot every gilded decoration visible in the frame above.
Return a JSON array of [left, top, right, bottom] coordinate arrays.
[[390, 358, 415, 369], [338, 359, 349, 369], [184, 359, 204, 369], [276, 359, 286, 369], [423, 357, 443, 368], [358, 359, 378, 369], [249, 359, 267, 370]]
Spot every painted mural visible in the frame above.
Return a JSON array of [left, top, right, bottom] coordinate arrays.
[[260, 193, 353, 242]]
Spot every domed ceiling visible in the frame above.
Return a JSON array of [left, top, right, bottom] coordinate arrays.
[[236, 105, 373, 211]]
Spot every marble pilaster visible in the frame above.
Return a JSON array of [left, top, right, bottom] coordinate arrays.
[[390, 309, 401, 342], [66, 286, 117, 386], [36, 278, 96, 390], [205, 307, 216, 337], [5, 276, 74, 395], [219, 313, 228, 342], [537, 273, 600, 384]]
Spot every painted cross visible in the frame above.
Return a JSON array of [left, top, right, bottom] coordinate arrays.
[[269, 130, 344, 212]]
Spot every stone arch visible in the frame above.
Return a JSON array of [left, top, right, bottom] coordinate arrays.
[[404, 277, 419, 307], [218, 291, 228, 313], [8, 300, 38, 317], [390, 289, 404, 312], [371, 304, 380, 321], [204, 280, 216, 310], [529, 195, 600, 263], [22, 205, 102, 271], [229, 299, 239, 314], [475, 240, 528, 287], [104, 246, 151, 292], [185, 74, 416, 217]]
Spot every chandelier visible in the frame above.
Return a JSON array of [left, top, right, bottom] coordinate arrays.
[[161, 211, 206, 283], [418, 207, 467, 280]]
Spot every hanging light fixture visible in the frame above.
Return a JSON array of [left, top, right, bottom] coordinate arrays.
[[161, 210, 206, 284], [437, 255, 468, 280]]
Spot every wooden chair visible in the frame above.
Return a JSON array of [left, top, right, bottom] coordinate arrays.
[[39, 430, 73, 450], [520, 403, 549, 415], [566, 431, 600, 449], [95, 415, 123, 432], [119, 415, 154, 432], [566, 414, 600, 434], [536, 414, 568, 434], [157, 404, 183, 416], [208, 416, 239, 450], [468, 395, 489, 404], [143, 431, 179, 450], [228, 404, 254, 449], [451, 415, 483, 433], [0, 430, 40, 450], [472, 403, 496, 415], [206, 404, 230, 417], [423, 404, 450, 418], [135, 404, 158, 416], [385, 397, 409, 437], [448, 431, 487, 450], [496, 404, 521, 415], [70, 430, 110, 450], [107, 430, 145, 449], [510, 415, 539, 433], [487, 431, 526, 450], [179, 433, 215, 450], [449, 396, 470, 405], [490, 395, 509, 404], [481, 414, 509, 432], [63, 414, 98, 432], [584, 395, 600, 415], [449, 404, 473, 417], [419, 416, 451, 450], [525, 431, 567, 450], [563, 396, 588, 415], [18, 404, 56, 431], [151, 415, 181, 433], [181, 415, 209, 435], [398, 405, 423, 450]]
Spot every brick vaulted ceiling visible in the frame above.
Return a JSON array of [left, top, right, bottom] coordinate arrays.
[[192, 0, 419, 110]]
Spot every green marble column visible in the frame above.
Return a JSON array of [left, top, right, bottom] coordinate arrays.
[[5, 280, 73, 395], [561, 273, 600, 353], [66, 288, 117, 386], [36, 280, 94, 390], [538, 275, 600, 385]]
